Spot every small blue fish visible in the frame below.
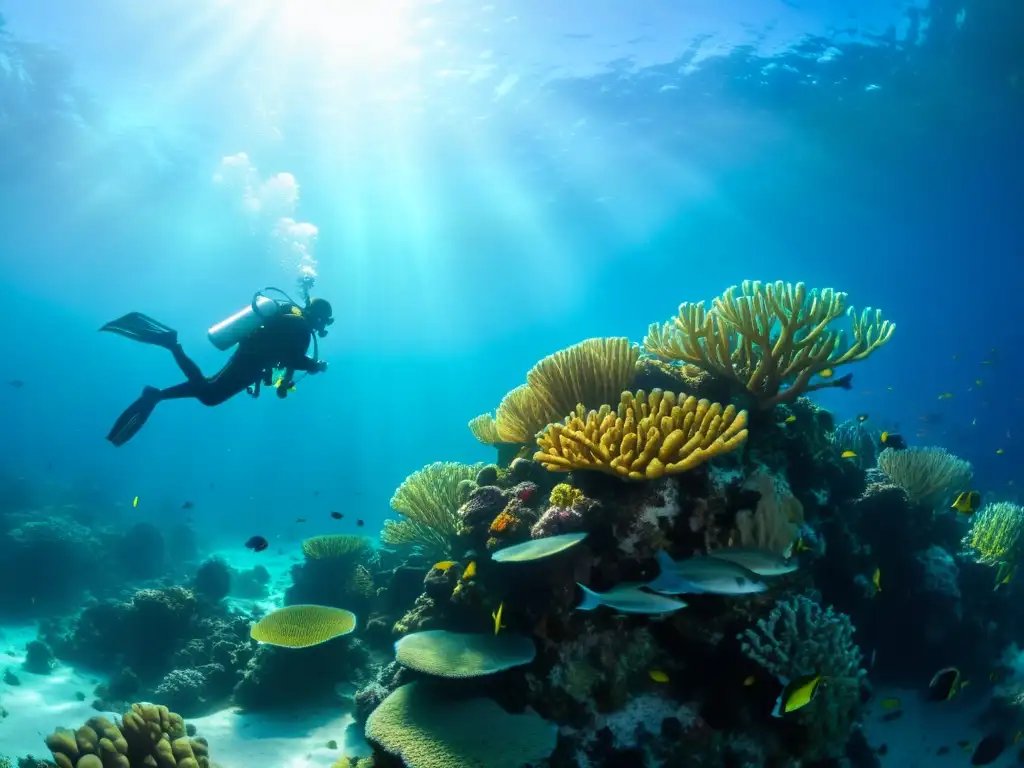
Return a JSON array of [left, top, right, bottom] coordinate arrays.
[[576, 582, 686, 615]]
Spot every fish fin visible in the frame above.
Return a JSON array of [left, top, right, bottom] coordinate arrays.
[[646, 574, 702, 594], [656, 550, 676, 570], [771, 690, 785, 718], [576, 583, 601, 611]]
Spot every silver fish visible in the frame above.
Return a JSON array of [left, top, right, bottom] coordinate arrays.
[[706, 547, 798, 577], [576, 582, 687, 615], [492, 532, 588, 563], [647, 551, 767, 595]]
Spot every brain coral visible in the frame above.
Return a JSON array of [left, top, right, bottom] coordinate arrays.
[[365, 682, 556, 768], [250, 604, 357, 648], [45, 702, 214, 768], [394, 630, 536, 678]]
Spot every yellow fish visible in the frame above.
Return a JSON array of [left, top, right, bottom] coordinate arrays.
[[938, 392, 954, 399], [995, 562, 1016, 590], [975, 379, 983, 387], [841, 450, 857, 459], [996, 448, 1006, 455], [1014, 730, 1024, 745], [785, 415, 797, 423], [132, 496, 139, 508], [793, 537, 811, 554], [274, 377, 297, 393], [432, 561, 456, 572], [774, 674, 823, 716], [648, 669, 669, 683], [872, 567, 881, 593], [819, 368, 834, 379], [743, 675, 756, 687], [950, 491, 981, 516], [887, 386, 895, 391], [463, 561, 477, 580], [880, 697, 901, 711], [492, 602, 505, 635]]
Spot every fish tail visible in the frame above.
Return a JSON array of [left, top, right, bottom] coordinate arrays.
[[771, 675, 790, 718], [576, 583, 601, 611], [835, 373, 853, 390]]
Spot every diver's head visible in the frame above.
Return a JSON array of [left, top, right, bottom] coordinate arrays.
[[306, 297, 334, 336]]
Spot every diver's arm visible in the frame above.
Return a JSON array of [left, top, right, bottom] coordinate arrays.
[[289, 355, 323, 373]]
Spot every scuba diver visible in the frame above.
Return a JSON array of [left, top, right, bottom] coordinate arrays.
[[100, 280, 333, 447]]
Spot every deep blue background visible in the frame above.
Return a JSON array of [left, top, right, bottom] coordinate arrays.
[[0, 0, 1020, 547]]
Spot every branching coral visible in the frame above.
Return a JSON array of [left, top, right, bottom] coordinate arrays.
[[740, 595, 865, 759], [470, 337, 640, 444], [644, 281, 895, 409], [381, 462, 484, 559], [876, 446, 973, 504], [45, 702, 214, 768], [963, 501, 1024, 566], [535, 389, 748, 480]]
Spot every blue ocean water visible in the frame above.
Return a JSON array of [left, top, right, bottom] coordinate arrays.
[[1, 0, 1023, 766]]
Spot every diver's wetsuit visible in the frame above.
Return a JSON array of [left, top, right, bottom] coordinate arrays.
[[103, 308, 324, 446], [158, 311, 319, 406]]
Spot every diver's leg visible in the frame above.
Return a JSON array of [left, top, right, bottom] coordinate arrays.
[[158, 356, 262, 406], [106, 386, 162, 447], [168, 343, 207, 385]]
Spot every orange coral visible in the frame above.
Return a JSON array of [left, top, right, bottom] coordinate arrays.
[[489, 510, 521, 535]]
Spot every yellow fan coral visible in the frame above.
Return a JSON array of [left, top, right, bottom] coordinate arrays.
[[644, 281, 895, 409], [877, 446, 973, 504], [250, 604, 357, 648], [468, 413, 502, 445], [470, 337, 640, 445], [382, 461, 483, 558], [964, 501, 1024, 566], [535, 389, 748, 480], [301, 534, 372, 561]]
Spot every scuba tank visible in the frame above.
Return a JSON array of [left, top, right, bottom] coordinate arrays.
[[207, 293, 284, 351], [208, 278, 325, 354]]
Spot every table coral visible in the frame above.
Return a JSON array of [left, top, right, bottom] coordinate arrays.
[[365, 682, 556, 768]]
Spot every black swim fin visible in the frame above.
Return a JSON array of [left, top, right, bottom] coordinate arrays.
[[100, 312, 178, 348], [107, 386, 161, 447]]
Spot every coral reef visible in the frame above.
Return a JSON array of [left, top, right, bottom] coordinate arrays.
[[44, 702, 215, 768], [470, 337, 640, 445], [365, 682, 557, 768], [381, 462, 483, 559], [191, 557, 231, 603], [964, 500, 1024, 566], [644, 281, 895, 409], [740, 594, 866, 760], [535, 390, 749, 480], [876, 445, 972, 505]]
